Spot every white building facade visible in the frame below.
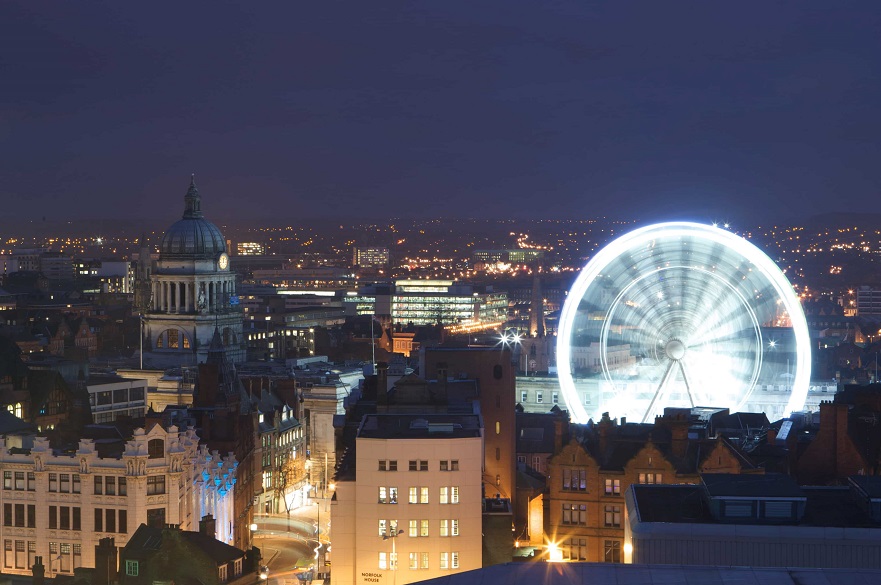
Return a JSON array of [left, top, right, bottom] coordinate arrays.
[[0, 424, 236, 577], [144, 177, 244, 366], [332, 414, 484, 585]]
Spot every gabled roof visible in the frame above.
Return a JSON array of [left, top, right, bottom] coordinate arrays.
[[125, 523, 244, 565]]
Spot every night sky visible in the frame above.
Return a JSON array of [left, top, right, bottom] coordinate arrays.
[[2, 1, 880, 224]]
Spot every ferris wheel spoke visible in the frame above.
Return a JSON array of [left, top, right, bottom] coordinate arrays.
[[641, 359, 676, 423]]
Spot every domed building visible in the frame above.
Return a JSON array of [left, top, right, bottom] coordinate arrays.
[[143, 178, 244, 365]]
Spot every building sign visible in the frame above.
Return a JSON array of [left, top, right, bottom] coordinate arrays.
[[361, 571, 384, 583]]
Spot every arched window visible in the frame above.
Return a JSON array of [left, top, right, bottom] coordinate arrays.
[[157, 329, 190, 351], [148, 439, 165, 459]]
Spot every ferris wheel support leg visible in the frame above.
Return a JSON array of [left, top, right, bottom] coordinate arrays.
[[642, 359, 676, 424], [678, 361, 695, 408]]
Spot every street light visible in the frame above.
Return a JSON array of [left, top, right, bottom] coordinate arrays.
[[382, 529, 404, 579]]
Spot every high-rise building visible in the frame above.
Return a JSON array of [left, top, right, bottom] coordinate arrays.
[[353, 247, 390, 269], [143, 178, 244, 365]]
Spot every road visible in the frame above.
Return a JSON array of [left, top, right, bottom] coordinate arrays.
[[251, 511, 329, 584], [259, 535, 316, 584]]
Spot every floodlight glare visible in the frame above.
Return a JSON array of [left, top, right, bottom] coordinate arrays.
[[556, 221, 811, 424]]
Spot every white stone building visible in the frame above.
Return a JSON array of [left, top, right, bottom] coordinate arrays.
[[332, 414, 484, 585], [0, 423, 236, 577], [144, 177, 244, 366]]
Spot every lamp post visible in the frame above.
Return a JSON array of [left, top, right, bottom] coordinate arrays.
[[382, 529, 404, 585]]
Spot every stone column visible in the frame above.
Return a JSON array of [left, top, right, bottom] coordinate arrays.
[[176, 281, 183, 313]]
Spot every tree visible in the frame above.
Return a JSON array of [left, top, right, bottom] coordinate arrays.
[[272, 454, 306, 529]]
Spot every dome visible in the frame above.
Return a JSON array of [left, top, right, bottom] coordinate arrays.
[[159, 178, 227, 258]]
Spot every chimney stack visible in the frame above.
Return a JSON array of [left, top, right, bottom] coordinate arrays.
[[94, 537, 117, 585], [199, 514, 217, 539]]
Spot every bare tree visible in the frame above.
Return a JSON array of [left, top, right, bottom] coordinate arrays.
[[272, 455, 306, 530]]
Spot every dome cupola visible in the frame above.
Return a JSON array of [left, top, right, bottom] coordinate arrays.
[[159, 177, 227, 258]]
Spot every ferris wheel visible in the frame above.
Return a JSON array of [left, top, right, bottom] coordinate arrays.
[[556, 222, 811, 424]]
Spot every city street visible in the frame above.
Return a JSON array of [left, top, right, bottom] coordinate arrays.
[[252, 504, 331, 584]]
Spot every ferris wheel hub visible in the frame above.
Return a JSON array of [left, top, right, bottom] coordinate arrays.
[[664, 338, 686, 361]]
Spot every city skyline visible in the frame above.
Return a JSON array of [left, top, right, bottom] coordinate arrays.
[[3, 2, 880, 223]]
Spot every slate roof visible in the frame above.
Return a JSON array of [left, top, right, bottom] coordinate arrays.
[[413, 562, 881, 585], [701, 473, 803, 498], [126, 523, 244, 565]]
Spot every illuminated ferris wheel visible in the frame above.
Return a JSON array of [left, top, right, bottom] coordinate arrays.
[[556, 222, 811, 424]]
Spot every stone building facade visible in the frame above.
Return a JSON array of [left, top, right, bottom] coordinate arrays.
[[0, 423, 236, 577]]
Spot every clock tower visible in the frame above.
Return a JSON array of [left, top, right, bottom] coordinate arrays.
[[143, 177, 244, 366]]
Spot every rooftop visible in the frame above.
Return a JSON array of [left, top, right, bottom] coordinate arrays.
[[357, 413, 481, 439]]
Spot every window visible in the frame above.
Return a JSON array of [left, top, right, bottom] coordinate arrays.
[[379, 551, 398, 570], [2, 472, 9, 490], [125, 560, 139, 576], [552, 392, 559, 404], [3, 540, 9, 569], [119, 510, 127, 534], [604, 540, 621, 563], [379, 460, 397, 471], [60, 474, 70, 493], [60, 507, 70, 530], [49, 506, 57, 529], [409, 460, 417, 471], [234, 559, 242, 577], [521, 391, 527, 403], [94, 476, 102, 495], [440, 552, 449, 570], [148, 439, 164, 459], [440, 487, 448, 504], [440, 460, 448, 471], [451, 551, 459, 569], [106, 509, 116, 533], [604, 478, 621, 495], [119, 477, 127, 496], [49, 473, 57, 493], [2, 504, 9, 526], [73, 507, 81, 531], [451, 486, 459, 504], [13, 505, 22, 528], [408, 520, 418, 537], [72, 474, 80, 494], [638, 473, 662, 485], [27, 505, 34, 529], [26, 473, 34, 492], [604, 505, 621, 527], [440, 519, 449, 537], [94, 509, 103, 532], [420, 460, 428, 471], [567, 538, 588, 561], [13, 472, 23, 491], [563, 468, 587, 491], [379, 486, 398, 504], [409, 552, 419, 570], [451, 460, 458, 471], [420, 519, 429, 537], [562, 503, 587, 525], [146, 475, 166, 495], [536, 391, 543, 403], [105, 477, 116, 496], [451, 519, 459, 536], [218, 564, 227, 582], [420, 551, 429, 569], [378, 519, 397, 537]]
